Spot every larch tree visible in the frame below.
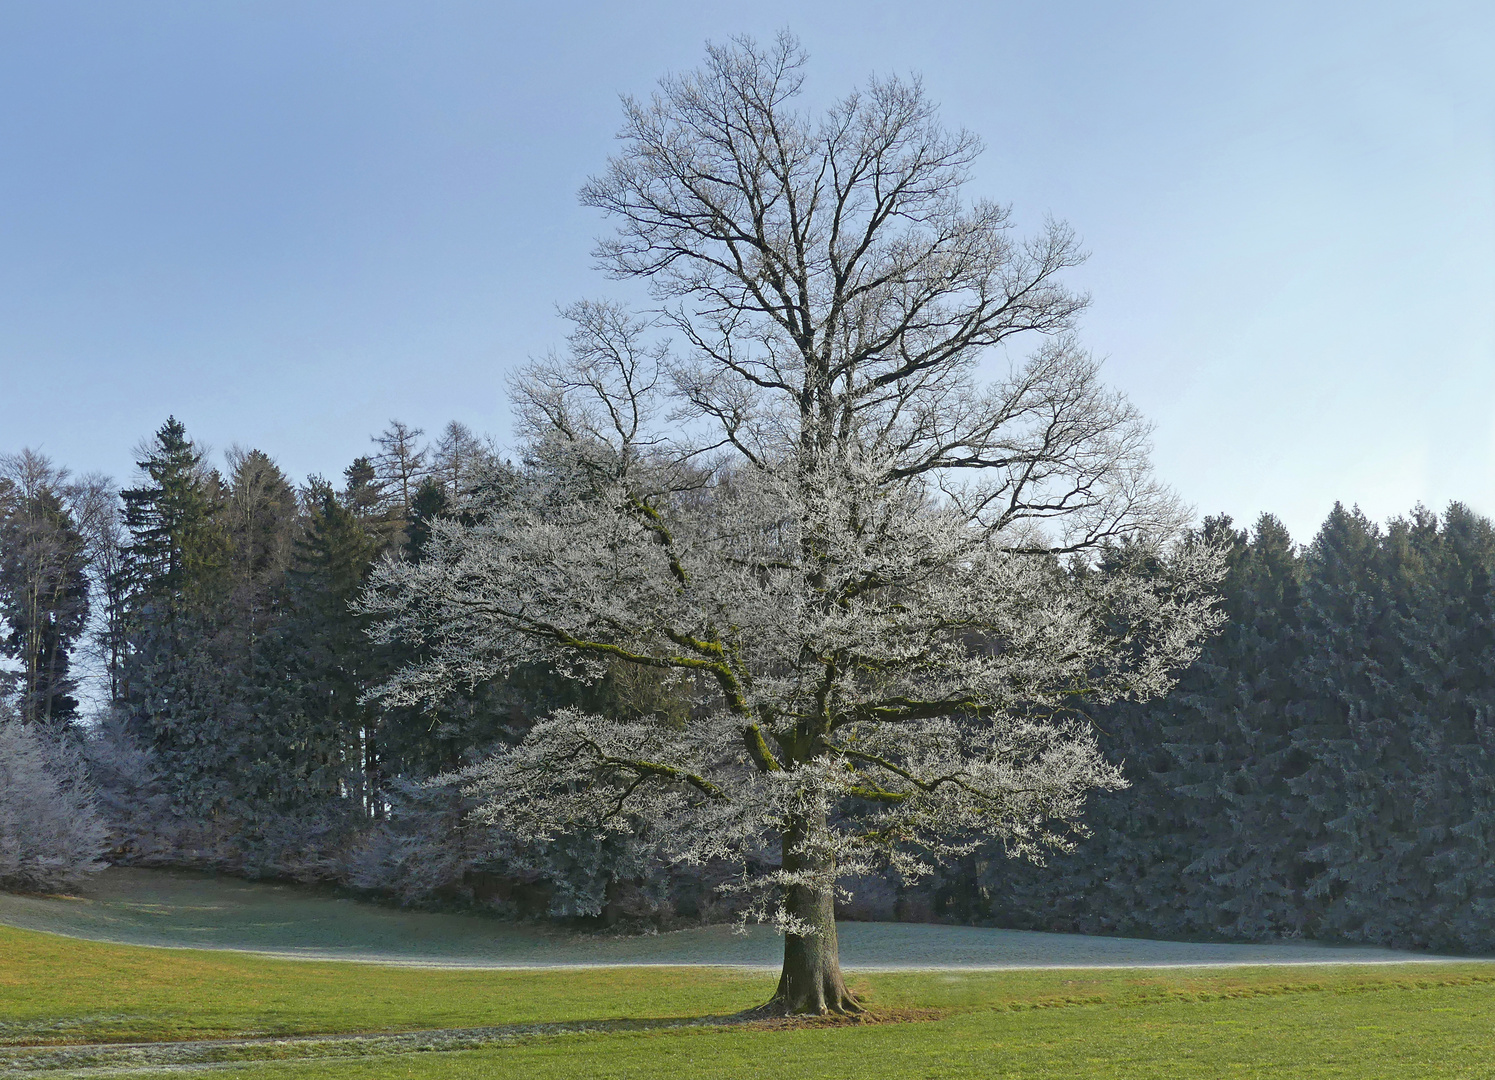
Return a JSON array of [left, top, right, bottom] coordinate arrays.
[[365, 34, 1224, 1014], [371, 420, 428, 533], [430, 421, 489, 498]]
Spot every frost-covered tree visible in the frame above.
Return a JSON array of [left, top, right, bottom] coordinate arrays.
[[0, 704, 108, 893], [366, 34, 1223, 1014]]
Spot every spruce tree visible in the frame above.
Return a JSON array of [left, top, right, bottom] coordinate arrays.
[[224, 448, 299, 668], [119, 418, 230, 615], [266, 480, 383, 812], [1286, 504, 1418, 943], [1166, 513, 1310, 938], [118, 418, 238, 814], [1396, 505, 1495, 949]]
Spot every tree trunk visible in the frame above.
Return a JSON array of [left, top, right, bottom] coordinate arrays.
[[765, 813, 860, 1015]]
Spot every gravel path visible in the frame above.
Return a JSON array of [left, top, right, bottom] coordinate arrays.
[[0, 1018, 742, 1077], [2, 867, 1485, 970]]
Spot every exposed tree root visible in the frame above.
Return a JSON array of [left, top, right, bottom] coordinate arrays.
[[735, 1004, 948, 1027]]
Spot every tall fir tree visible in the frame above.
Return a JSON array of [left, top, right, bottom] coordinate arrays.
[[223, 448, 299, 669], [1418, 504, 1495, 948], [1163, 513, 1310, 938], [118, 418, 239, 813], [264, 480, 383, 812]]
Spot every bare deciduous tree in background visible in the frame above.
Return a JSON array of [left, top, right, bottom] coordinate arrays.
[[430, 421, 489, 497], [0, 451, 93, 728], [372, 420, 428, 526], [367, 34, 1224, 1014]]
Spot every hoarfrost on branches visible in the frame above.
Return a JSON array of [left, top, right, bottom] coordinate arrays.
[[0, 709, 109, 893], [366, 33, 1225, 1013]]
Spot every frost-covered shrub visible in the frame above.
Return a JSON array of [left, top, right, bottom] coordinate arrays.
[[232, 803, 364, 883], [83, 709, 197, 865], [343, 777, 674, 923], [343, 778, 496, 906], [514, 830, 669, 921], [0, 714, 108, 893]]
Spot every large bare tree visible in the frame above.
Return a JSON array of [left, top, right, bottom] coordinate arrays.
[[367, 34, 1223, 1015]]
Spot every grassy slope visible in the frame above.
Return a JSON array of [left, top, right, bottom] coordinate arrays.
[[5, 924, 1495, 1077]]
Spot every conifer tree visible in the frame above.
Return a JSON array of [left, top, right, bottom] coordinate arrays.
[[1155, 514, 1311, 938], [372, 421, 428, 541], [403, 478, 448, 564], [1418, 504, 1495, 947], [119, 418, 229, 616], [118, 418, 238, 813], [342, 457, 386, 522], [224, 448, 299, 666], [430, 421, 487, 497], [1287, 504, 1415, 942], [268, 480, 383, 812]]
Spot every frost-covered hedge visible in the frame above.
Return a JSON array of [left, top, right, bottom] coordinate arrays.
[[0, 716, 108, 893]]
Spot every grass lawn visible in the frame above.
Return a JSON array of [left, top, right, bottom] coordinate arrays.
[[4, 923, 1495, 1077]]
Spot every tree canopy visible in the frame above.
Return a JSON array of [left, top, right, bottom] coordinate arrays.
[[365, 34, 1224, 1014]]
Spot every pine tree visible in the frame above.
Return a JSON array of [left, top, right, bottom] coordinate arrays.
[[1395, 505, 1495, 949], [342, 457, 386, 521], [403, 478, 448, 564]]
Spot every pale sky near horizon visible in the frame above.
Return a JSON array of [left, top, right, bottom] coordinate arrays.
[[0, 1, 1491, 545]]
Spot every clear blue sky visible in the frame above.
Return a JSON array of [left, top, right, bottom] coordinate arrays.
[[1, 1, 1490, 543]]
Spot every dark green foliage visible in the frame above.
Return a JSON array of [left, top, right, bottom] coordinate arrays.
[[341, 457, 385, 519], [119, 418, 230, 616], [984, 503, 1495, 954], [117, 420, 240, 813], [403, 478, 447, 564], [224, 448, 299, 661], [260, 480, 383, 810]]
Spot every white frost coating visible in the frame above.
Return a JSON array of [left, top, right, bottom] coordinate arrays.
[[364, 34, 1226, 938], [0, 716, 109, 893]]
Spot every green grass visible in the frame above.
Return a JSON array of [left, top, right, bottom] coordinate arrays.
[[5, 923, 1495, 1077], [240, 980, 1495, 1079], [0, 924, 769, 1045]]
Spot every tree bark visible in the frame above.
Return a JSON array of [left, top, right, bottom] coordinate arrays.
[[764, 813, 861, 1015]]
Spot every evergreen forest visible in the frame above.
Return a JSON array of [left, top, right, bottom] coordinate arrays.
[[4, 417, 1495, 954]]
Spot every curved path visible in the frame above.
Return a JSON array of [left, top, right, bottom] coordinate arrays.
[[0, 867, 1482, 970], [1, 1018, 746, 1077]]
